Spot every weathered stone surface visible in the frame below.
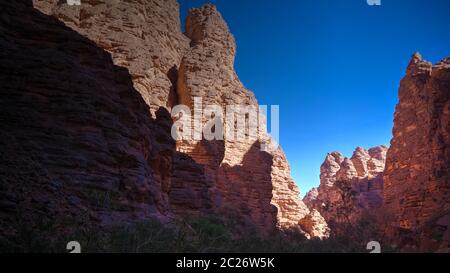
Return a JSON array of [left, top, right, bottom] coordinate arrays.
[[304, 146, 388, 226], [0, 0, 178, 232], [303, 187, 319, 206], [383, 53, 450, 251], [298, 209, 330, 240], [1, 0, 317, 238], [12, 1, 450, 248], [176, 4, 310, 231], [33, 0, 190, 112]]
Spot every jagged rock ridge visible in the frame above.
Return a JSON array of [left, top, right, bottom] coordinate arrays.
[[176, 4, 311, 231], [304, 146, 388, 226], [303, 53, 450, 252]]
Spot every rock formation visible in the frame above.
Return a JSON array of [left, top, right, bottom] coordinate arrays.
[[298, 209, 330, 240], [32, 0, 190, 112], [304, 146, 388, 227], [303, 53, 450, 251], [4, 1, 447, 251], [0, 0, 193, 233], [1, 0, 324, 239], [176, 4, 310, 230], [383, 53, 450, 251]]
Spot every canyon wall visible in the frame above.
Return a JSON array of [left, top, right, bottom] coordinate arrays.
[[33, 0, 190, 112], [176, 4, 310, 230], [383, 53, 450, 251], [0, 0, 321, 237], [0, 0, 176, 233], [303, 54, 449, 251], [2, 1, 447, 250]]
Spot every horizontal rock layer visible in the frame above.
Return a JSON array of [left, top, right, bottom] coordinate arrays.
[[383, 53, 450, 251], [0, 0, 176, 231]]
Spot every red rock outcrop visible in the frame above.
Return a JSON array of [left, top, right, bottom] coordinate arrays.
[[5, 2, 448, 249], [176, 4, 311, 231], [304, 146, 388, 227], [0, 0, 177, 232], [298, 209, 330, 239], [1, 0, 322, 238], [32, 0, 190, 112], [383, 53, 450, 251]]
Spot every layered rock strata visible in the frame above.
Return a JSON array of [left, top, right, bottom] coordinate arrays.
[[383, 53, 450, 251], [33, 0, 189, 112], [0, 0, 176, 232], [176, 4, 310, 230], [304, 146, 388, 226]]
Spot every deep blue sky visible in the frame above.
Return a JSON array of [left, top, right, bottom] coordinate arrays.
[[179, 0, 450, 196]]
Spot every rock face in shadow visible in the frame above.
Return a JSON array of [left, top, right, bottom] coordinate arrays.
[[383, 53, 450, 251], [0, 0, 179, 232], [0, 0, 321, 237], [303, 146, 388, 228], [32, 0, 190, 112], [2, 2, 448, 250]]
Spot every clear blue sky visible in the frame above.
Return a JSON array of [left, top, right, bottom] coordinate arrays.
[[179, 0, 450, 196]]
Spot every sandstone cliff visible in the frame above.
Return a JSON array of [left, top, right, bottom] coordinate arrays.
[[176, 4, 310, 230], [33, 0, 190, 112], [383, 53, 450, 251], [0, 0, 177, 233], [0, 0, 320, 238], [303, 53, 450, 251], [304, 146, 388, 228], [5, 1, 448, 251]]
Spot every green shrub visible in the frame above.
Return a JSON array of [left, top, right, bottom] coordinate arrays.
[[0, 212, 398, 253]]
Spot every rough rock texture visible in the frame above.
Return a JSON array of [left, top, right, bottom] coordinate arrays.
[[32, 0, 189, 112], [304, 146, 388, 226], [26, 0, 210, 217], [303, 187, 319, 206], [298, 209, 330, 240], [383, 53, 450, 251], [1, 0, 321, 237], [175, 4, 311, 231], [0, 0, 179, 233], [302, 53, 450, 250]]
